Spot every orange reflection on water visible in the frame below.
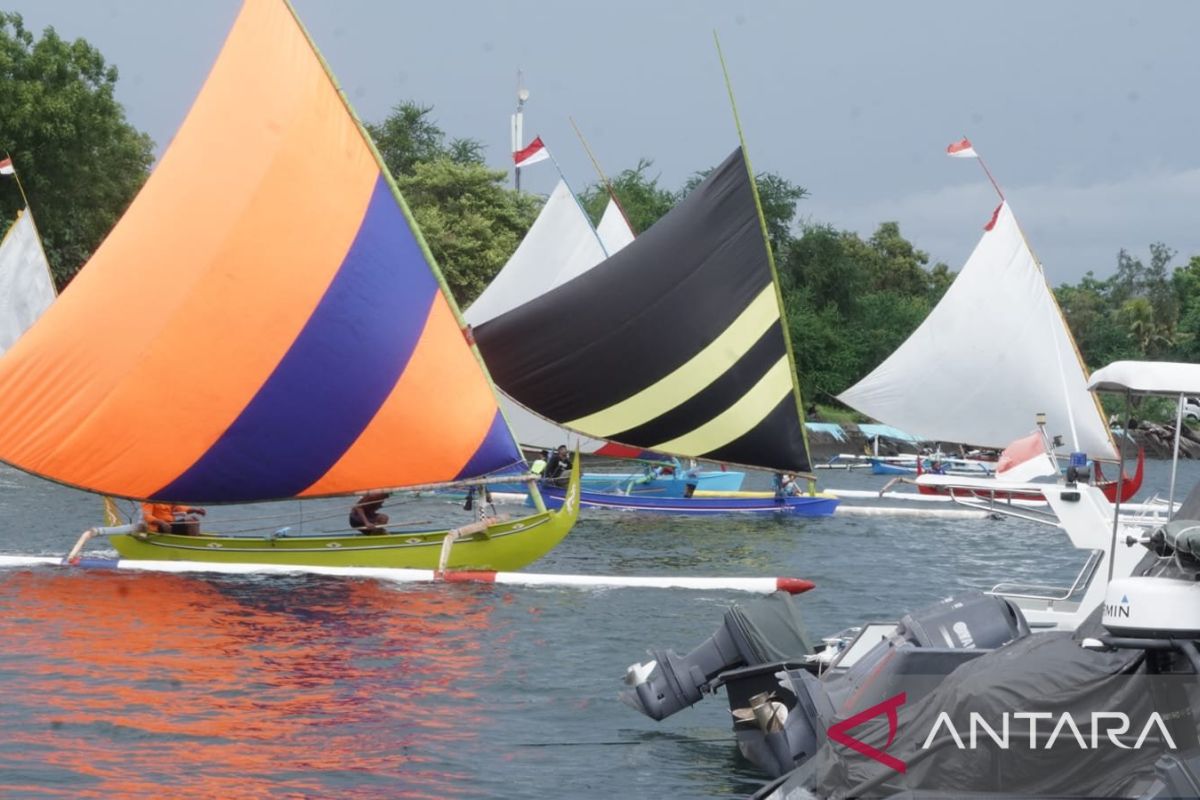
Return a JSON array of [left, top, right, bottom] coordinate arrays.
[[0, 568, 507, 798]]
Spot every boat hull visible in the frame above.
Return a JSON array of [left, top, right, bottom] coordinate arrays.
[[533, 485, 838, 517], [491, 469, 744, 497], [110, 461, 582, 571]]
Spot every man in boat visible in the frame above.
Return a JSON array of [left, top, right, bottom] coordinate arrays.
[[140, 502, 206, 534], [350, 491, 390, 535], [543, 445, 570, 488], [776, 473, 802, 497], [530, 450, 549, 477]]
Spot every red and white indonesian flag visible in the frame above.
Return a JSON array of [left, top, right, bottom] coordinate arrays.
[[946, 138, 978, 159], [0, 157, 13, 176], [996, 431, 1059, 482], [513, 136, 550, 168]]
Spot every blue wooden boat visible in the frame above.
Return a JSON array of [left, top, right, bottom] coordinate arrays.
[[490, 466, 744, 497], [531, 484, 838, 517], [473, 146, 837, 517]]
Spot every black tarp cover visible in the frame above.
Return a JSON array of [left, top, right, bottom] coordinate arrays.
[[473, 148, 811, 473], [796, 553, 1198, 798]]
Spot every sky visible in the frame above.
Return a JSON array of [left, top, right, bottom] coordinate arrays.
[[8, 0, 1200, 284]]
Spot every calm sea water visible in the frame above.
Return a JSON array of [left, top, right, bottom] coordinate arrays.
[[0, 459, 1193, 799]]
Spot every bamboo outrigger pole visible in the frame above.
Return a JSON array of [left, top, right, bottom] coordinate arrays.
[[0, 554, 817, 595]]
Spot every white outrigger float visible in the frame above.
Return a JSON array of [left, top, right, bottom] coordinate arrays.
[[622, 360, 1200, 798]]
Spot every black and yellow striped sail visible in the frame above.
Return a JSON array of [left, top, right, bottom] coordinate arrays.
[[474, 148, 811, 474]]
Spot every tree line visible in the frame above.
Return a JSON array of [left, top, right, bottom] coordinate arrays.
[[2, 15, 1195, 417]]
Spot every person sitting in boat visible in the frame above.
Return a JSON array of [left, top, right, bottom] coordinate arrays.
[[543, 445, 570, 488], [349, 491, 390, 535], [530, 450, 550, 477], [773, 473, 802, 497], [140, 502, 206, 534]]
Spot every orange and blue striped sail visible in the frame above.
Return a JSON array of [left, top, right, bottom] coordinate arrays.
[[0, 0, 523, 503]]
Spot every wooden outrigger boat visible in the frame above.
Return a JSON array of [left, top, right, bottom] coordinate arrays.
[[536, 483, 837, 516], [839, 189, 1141, 499], [472, 51, 838, 518], [0, 0, 579, 572], [463, 153, 749, 495], [96, 468, 580, 572]]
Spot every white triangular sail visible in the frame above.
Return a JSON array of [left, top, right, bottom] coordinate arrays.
[[596, 198, 635, 253], [465, 180, 610, 326], [838, 201, 1116, 460], [0, 209, 56, 355], [467, 183, 636, 454]]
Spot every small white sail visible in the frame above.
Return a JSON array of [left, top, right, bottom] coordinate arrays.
[[465, 180, 610, 326], [468, 182, 635, 453], [596, 198, 635, 254], [0, 209, 56, 355], [838, 201, 1116, 460]]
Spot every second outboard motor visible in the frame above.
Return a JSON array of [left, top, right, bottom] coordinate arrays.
[[621, 591, 811, 721], [896, 590, 1030, 650], [828, 591, 1031, 715]]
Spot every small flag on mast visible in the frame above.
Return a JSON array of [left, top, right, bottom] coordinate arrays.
[[513, 136, 550, 168], [0, 157, 14, 176], [946, 138, 978, 159]]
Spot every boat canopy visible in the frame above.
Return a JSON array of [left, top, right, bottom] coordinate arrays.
[[474, 148, 813, 474], [839, 201, 1117, 461], [1087, 361, 1200, 397], [0, 0, 523, 503], [0, 209, 55, 356]]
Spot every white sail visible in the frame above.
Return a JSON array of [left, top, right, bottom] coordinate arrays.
[[465, 180, 610, 326], [468, 182, 636, 454], [0, 209, 56, 356], [596, 198, 635, 253], [838, 201, 1116, 460]]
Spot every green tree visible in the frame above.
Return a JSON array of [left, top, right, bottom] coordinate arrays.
[[682, 165, 807, 256], [1120, 296, 1175, 358], [1172, 256, 1200, 361], [396, 159, 539, 305], [778, 224, 864, 315], [0, 13, 154, 285], [778, 221, 951, 403], [578, 159, 677, 234], [366, 101, 485, 179], [1055, 273, 1135, 368]]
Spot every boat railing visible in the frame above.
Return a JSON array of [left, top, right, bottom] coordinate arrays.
[[989, 548, 1103, 602]]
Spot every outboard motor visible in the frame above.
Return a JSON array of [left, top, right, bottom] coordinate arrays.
[[621, 591, 811, 721], [731, 591, 1031, 779]]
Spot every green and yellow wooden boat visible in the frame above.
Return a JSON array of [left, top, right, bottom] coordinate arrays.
[[106, 461, 580, 572], [0, 0, 579, 574]]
